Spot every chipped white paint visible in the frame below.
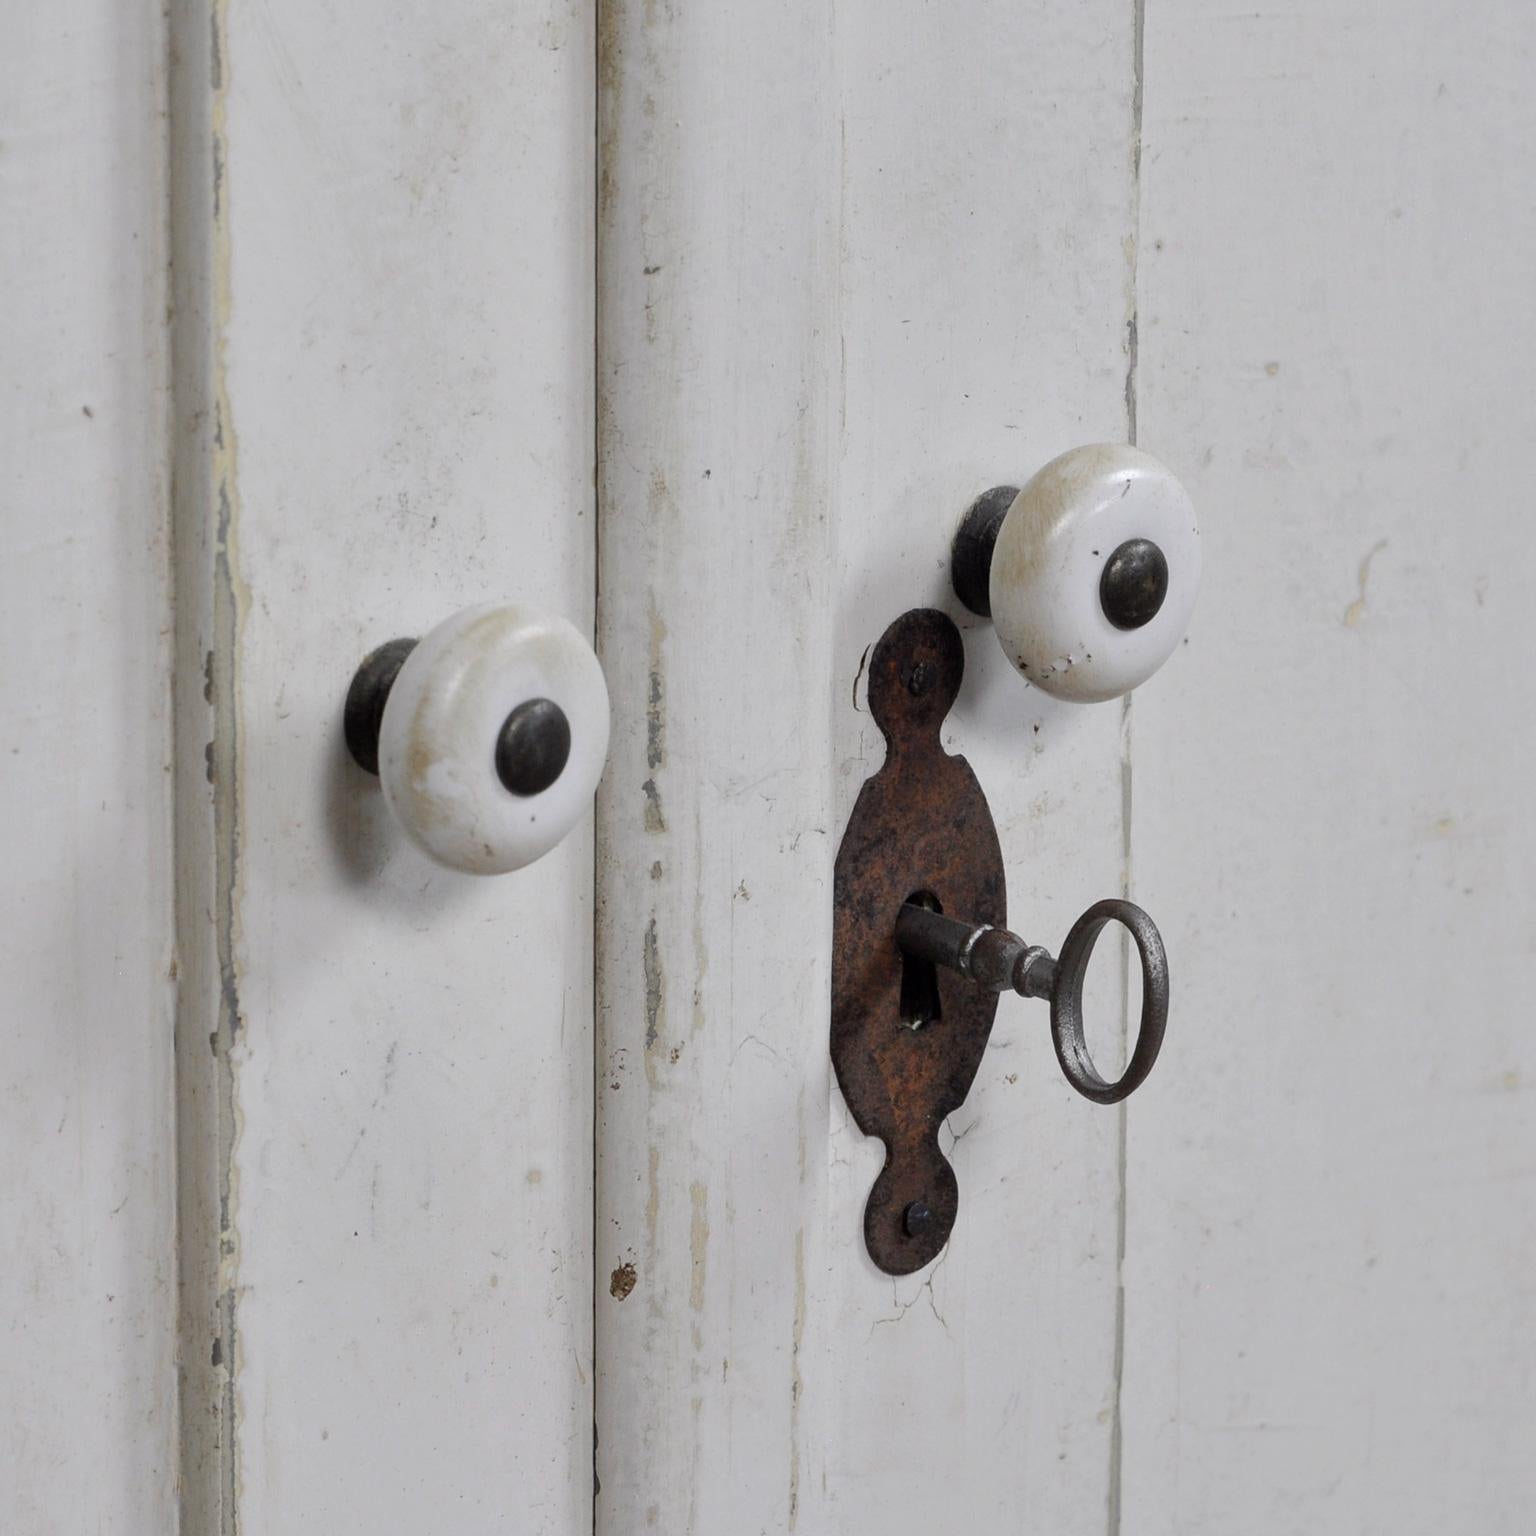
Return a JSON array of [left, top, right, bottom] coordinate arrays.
[[11, 2, 1536, 1530], [595, 1, 1139, 1528], [378, 604, 610, 874], [1122, 3, 1536, 1530], [988, 444, 1200, 702], [0, 1, 178, 1528], [179, 1, 598, 1530]]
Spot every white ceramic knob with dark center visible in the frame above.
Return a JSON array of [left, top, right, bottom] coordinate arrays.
[[952, 444, 1200, 703], [344, 603, 609, 873]]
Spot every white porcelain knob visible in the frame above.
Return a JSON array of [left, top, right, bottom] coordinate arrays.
[[953, 444, 1200, 703], [344, 603, 609, 874]]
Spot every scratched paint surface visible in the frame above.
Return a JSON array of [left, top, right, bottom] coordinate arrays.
[[195, 2, 597, 1531]]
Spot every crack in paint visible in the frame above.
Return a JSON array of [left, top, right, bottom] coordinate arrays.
[[1344, 539, 1389, 628]]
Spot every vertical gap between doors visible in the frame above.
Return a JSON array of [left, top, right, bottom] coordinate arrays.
[[167, 0, 243, 1530], [1109, 1, 1146, 1534], [590, 4, 606, 1529]]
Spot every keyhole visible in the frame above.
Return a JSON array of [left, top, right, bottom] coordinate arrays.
[[899, 890, 943, 1030]]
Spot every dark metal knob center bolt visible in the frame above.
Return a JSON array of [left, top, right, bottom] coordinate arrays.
[[345, 639, 570, 796], [494, 698, 571, 796], [894, 896, 1170, 1105], [1099, 537, 1169, 630]]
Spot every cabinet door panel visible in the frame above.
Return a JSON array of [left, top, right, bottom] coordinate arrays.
[[595, 4, 1139, 1528], [1125, 4, 1536, 1532], [0, 6, 177, 1529], [173, 5, 597, 1531]]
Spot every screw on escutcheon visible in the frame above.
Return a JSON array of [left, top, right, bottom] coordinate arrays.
[[903, 1200, 934, 1238]]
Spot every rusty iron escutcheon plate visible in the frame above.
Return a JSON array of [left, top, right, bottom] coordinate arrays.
[[831, 608, 1005, 1275]]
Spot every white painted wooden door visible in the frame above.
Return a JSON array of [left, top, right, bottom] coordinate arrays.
[[6, 1, 596, 1532], [3, 8, 177, 1528], [6, 3, 1536, 1534], [593, 3, 1536, 1534]]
